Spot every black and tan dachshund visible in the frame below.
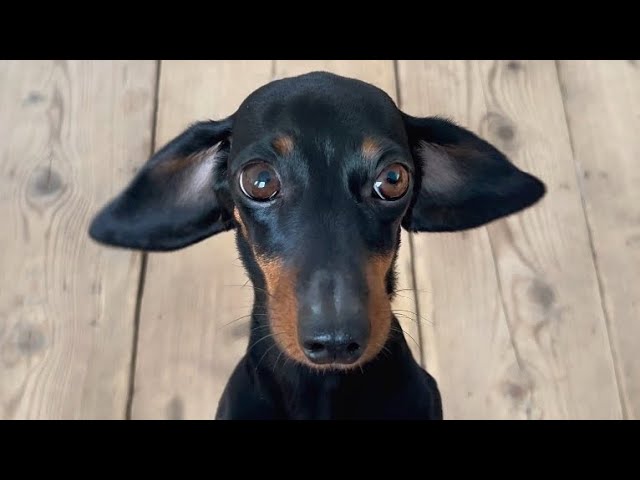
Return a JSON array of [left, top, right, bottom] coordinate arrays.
[[89, 72, 545, 420]]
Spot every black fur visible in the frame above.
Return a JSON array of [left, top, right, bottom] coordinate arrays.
[[89, 71, 546, 420], [215, 325, 443, 420], [401, 114, 546, 232], [89, 118, 234, 251]]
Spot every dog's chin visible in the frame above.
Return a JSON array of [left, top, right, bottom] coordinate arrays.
[[298, 359, 370, 373], [320, 361, 371, 373]]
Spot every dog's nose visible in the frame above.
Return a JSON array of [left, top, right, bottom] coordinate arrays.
[[301, 329, 368, 365], [297, 268, 370, 365]]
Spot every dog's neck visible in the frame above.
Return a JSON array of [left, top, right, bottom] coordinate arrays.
[[235, 229, 415, 417], [245, 291, 416, 419]]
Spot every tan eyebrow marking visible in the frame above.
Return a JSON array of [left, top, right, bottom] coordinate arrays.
[[272, 135, 295, 156], [361, 137, 383, 160]]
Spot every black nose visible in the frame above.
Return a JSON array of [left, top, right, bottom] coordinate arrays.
[[302, 330, 367, 365], [297, 268, 370, 365]]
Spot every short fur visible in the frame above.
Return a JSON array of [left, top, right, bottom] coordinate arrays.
[[89, 72, 545, 420]]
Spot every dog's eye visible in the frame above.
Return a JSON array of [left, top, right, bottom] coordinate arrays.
[[373, 164, 410, 200], [240, 162, 280, 201]]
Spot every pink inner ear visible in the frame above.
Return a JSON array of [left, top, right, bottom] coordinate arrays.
[[152, 143, 223, 206], [416, 141, 466, 198], [180, 143, 223, 204]]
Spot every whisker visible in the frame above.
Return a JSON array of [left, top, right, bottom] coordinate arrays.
[[255, 343, 278, 372], [221, 312, 272, 328], [249, 324, 272, 333], [247, 285, 273, 295], [222, 314, 252, 327], [247, 332, 283, 352], [392, 293, 415, 301], [227, 324, 272, 337], [282, 355, 291, 370], [392, 309, 433, 325], [394, 313, 431, 328], [221, 315, 251, 328], [395, 288, 429, 294], [372, 342, 392, 361], [393, 312, 432, 327], [273, 350, 285, 373], [390, 326, 421, 350], [222, 284, 276, 300], [226, 304, 269, 312]]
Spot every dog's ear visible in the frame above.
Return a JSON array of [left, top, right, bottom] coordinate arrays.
[[89, 118, 234, 251], [401, 114, 546, 232]]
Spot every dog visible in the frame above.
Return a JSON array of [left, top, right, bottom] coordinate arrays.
[[89, 71, 546, 419]]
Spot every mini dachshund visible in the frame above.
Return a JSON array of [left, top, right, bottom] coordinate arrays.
[[89, 71, 546, 419]]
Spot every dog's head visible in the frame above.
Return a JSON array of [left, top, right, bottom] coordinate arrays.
[[90, 72, 545, 370]]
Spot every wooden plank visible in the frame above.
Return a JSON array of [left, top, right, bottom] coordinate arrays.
[[557, 60, 640, 418], [477, 60, 621, 419], [274, 61, 423, 363], [131, 61, 273, 419], [397, 61, 524, 419], [398, 60, 622, 419], [0, 60, 156, 419]]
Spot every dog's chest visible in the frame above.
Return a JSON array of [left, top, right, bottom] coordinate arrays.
[[280, 374, 382, 420]]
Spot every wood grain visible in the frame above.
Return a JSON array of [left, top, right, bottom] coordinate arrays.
[[557, 60, 640, 418], [131, 61, 273, 419], [398, 60, 622, 419], [274, 61, 423, 364], [478, 60, 621, 419], [0, 60, 156, 419], [2, 61, 634, 420], [398, 61, 523, 418]]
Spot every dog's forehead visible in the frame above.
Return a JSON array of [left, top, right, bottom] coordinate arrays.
[[231, 72, 408, 148]]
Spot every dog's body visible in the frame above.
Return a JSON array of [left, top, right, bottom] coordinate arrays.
[[216, 319, 442, 419], [89, 72, 545, 420]]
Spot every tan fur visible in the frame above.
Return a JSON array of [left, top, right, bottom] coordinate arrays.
[[361, 137, 382, 160], [233, 207, 248, 238], [150, 145, 221, 205], [254, 251, 394, 371], [272, 135, 295, 156], [307, 253, 393, 371], [359, 253, 393, 365], [255, 255, 308, 364], [153, 144, 220, 176]]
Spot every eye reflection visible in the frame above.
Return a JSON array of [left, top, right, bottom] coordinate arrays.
[[373, 164, 410, 200], [240, 162, 280, 201]]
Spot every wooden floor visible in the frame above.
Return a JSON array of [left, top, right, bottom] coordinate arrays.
[[1, 60, 638, 420]]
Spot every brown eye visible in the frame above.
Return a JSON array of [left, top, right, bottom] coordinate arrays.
[[240, 162, 281, 201], [373, 164, 410, 200]]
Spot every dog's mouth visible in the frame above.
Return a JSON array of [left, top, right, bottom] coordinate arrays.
[[252, 253, 394, 371], [257, 301, 392, 371]]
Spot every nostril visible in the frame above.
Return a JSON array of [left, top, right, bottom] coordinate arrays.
[[304, 341, 326, 353], [346, 342, 361, 354], [301, 333, 365, 365], [302, 339, 331, 364]]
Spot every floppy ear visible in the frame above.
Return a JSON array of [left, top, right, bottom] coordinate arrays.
[[89, 118, 234, 251], [401, 114, 546, 232]]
